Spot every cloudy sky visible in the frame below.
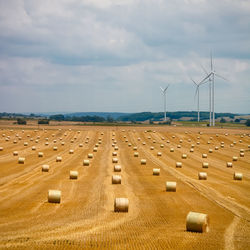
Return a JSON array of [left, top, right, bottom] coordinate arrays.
[[0, 0, 250, 114]]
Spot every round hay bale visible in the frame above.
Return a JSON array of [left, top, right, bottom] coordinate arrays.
[[134, 152, 139, 157], [13, 151, 18, 156], [234, 172, 243, 180], [45, 138, 49, 141], [35, 139, 39, 143], [190, 148, 194, 153], [240, 149, 244, 153], [157, 152, 162, 156], [70, 170, 78, 179], [112, 158, 118, 163], [202, 154, 207, 158], [88, 153, 93, 159], [240, 152, 244, 157], [114, 198, 129, 212], [79, 143, 83, 147], [42, 165, 49, 172], [198, 172, 207, 180], [141, 159, 147, 165], [56, 156, 62, 162], [114, 146, 119, 151], [128, 143, 132, 147], [142, 142, 146, 145], [170, 148, 174, 152], [112, 175, 121, 184], [227, 162, 233, 168], [188, 139, 191, 142], [215, 146, 219, 150], [172, 135, 175, 139], [230, 144, 234, 147], [182, 154, 187, 159], [160, 144, 164, 148], [95, 144, 99, 147], [18, 157, 25, 164], [197, 142, 200, 145], [239, 140, 242, 143], [197, 136, 200, 139], [53, 146, 58, 151], [148, 136, 151, 139], [69, 149, 74, 154], [45, 142, 49, 146], [207, 141, 210, 144], [133, 146, 138, 151], [177, 145, 181, 148], [61, 142, 65, 146], [232, 156, 238, 161], [153, 140, 156, 143], [202, 162, 209, 168], [176, 162, 182, 168], [93, 147, 98, 152], [179, 139, 183, 143], [112, 152, 117, 156], [85, 141, 88, 144], [83, 159, 90, 166], [150, 146, 154, 150], [186, 211, 209, 233], [38, 152, 44, 157], [138, 137, 141, 141], [114, 165, 121, 172], [221, 145, 224, 148], [48, 190, 61, 203], [153, 168, 160, 175], [53, 140, 57, 143], [167, 140, 170, 143], [209, 149, 213, 153], [125, 139, 128, 142], [166, 182, 176, 192], [32, 146, 36, 151], [24, 142, 28, 146], [13, 140, 17, 144], [70, 139, 74, 143]]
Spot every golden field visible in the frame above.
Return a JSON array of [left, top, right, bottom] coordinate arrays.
[[0, 122, 249, 249]]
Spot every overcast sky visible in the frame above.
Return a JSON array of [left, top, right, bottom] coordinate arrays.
[[0, 0, 249, 114]]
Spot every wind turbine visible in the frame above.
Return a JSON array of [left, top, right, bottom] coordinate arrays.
[[160, 85, 170, 122], [190, 78, 202, 122], [199, 53, 227, 126]]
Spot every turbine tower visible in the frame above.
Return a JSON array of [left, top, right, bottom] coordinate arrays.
[[200, 53, 227, 126], [190, 77, 205, 122], [160, 85, 170, 122]]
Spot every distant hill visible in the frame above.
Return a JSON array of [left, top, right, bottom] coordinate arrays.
[[65, 112, 131, 119]]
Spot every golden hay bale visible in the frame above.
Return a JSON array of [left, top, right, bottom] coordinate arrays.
[[112, 158, 118, 163], [221, 144, 224, 148], [125, 139, 128, 142], [95, 144, 99, 147], [13, 151, 18, 156], [186, 211, 209, 233], [93, 147, 98, 152], [190, 148, 194, 153], [153, 168, 160, 175], [83, 159, 90, 166], [182, 154, 187, 159], [161, 137, 165, 140], [70, 171, 78, 179], [112, 175, 121, 184], [191, 144, 195, 148], [148, 136, 151, 139], [56, 156, 62, 162], [215, 146, 219, 150], [150, 146, 154, 150], [209, 149, 213, 153], [114, 198, 129, 212], [5, 138, 9, 142], [61, 142, 65, 146], [38, 152, 44, 157], [48, 190, 61, 203], [202, 162, 209, 168], [172, 135, 175, 139], [179, 139, 183, 143], [24, 142, 28, 146], [42, 165, 49, 172], [240, 152, 244, 157], [153, 140, 156, 143], [128, 143, 132, 147], [177, 145, 181, 148], [167, 140, 170, 143], [32, 146, 36, 151], [114, 165, 121, 172], [202, 154, 207, 158], [45, 142, 49, 146], [160, 144, 164, 148], [138, 137, 141, 141], [230, 144, 234, 147], [35, 140, 39, 143], [18, 157, 25, 164], [85, 141, 88, 144], [232, 156, 238, 161], [198, 172, 207, 180], [166, 182, 176, 192], [45, 138, 49, 141], [234, 172, 243, 180], [141, 159, 147, 165], [53, 146, 58, 151], [13, 140, 17, 144], [69, 149, 74, 154], [157, 152, 162, 156], [70, 139, 74, 143], [112, 152, 117, 156], [170, 148, 174, 152], [227, 162, 233, 168], [53, 140, 57, 143], [133, 146, 138, 151], [88, 153, 93, 159], [142, 142, 146, 145], [207, 141, 210, 144], [176, 162, 182, 168], [197, 136, 200, 139], [77, 131, 80, 134], [114, 146, 119, 151], [188, 139, 191, 142], [197, 142, 200, 145], [240, 149, 244, 153], [134, 152, 139, 157]]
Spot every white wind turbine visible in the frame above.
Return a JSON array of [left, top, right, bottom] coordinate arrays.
[[199, 53, 227, 126], [190, 77, 206, 122], [160, 85, 170, 122]]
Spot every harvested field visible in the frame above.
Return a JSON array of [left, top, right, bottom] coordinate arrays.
[[0, 124, 250, 249]]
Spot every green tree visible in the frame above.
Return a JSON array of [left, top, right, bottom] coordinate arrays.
[[17, 118, 26, 125], [245, 119, 250, 127], [220, 118, 226, 123]]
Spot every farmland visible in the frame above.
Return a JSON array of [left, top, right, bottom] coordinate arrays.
[[0, 123, 249, 249]]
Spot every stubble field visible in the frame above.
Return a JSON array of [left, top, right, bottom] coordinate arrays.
[[0, 123, 249, 249]]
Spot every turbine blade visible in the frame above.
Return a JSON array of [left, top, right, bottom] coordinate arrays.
[[214, 73, 228, 82], [200, 63, 209, 76], [199, 73, 212, 84], [194, 86, 199, 98], [190, 76, 198, 86], [160, 87, 164, 92]]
